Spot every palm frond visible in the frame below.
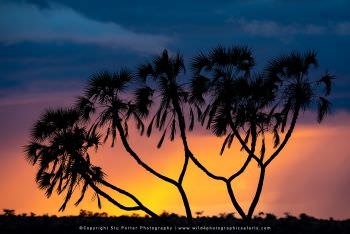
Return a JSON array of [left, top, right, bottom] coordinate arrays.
[[195, 104, 202, 121], [190, 75, 210, 105], [211, 105, 228, 136], [189, 107, 194, 131], [24, 142, 44, 165], [86, 132, 101, 150], [157, 129, 167, 148], [134, 86, 154, 118], [170, 119, 176, 141], [97, 193, 102, 209], [74, 181, 88, 206], [111, 128, 117, 147], [113, 69, 134, 92], [58, 176, 75, 212], [273, 127, 280, 148], [303, 50, 318, 72], [317, 73, 335, 96], [31, 108, 80, 141], [146, 115, 156, 137], [220, 133, 232, 156], [133, 113, 145, 136], [266, 55, 288, 82], [156, 108, 163, 128], [153, 49, 170, 77], [137, 63, 154, 81], [173, 53, 186, 75], [90, 166, 106, 182], [37, 172, 53, 193], [191, 52, 212, 74], [285, 52, 304, 78], [103, 127, 110, 144], [281, 100, 291, 133], [84, 71, 113, 102], [75, 96, 95, 121], [207, 101, 219, 130], [227, 131, 235, 149], [159, 108, 168, 130], [201, 104, 211, 126], [317, 97, 331, 123], [123, 121, 128, 137], [260, 136, 266, 161]]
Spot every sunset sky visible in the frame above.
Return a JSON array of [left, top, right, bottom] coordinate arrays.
[[0, 0, 350, 220]]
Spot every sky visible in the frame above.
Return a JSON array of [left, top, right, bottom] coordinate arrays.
[[0, 0, 349, 219]]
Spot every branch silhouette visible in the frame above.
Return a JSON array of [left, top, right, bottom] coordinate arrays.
[[136, 50, 194, 223], [189, 47, 334, 222], [25, 46, 334, 224]]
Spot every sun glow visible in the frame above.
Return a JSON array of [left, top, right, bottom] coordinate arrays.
[[0, 115, 349, 219]]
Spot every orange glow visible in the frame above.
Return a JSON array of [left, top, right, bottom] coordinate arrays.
[[0, 106, 349, 219]]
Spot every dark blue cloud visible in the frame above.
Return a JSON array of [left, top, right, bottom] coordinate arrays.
[[0, 42, 147, 94], [0, 0, 349, 110], [17, 0, 350, 32]]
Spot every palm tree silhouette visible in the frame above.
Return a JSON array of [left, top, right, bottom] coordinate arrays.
[[191, 46, 334, 221], [136, 49, 258, 222], [135, 49, 194, 223], [24, 47, 334, 224], [24, 108, 159, 218], [241, 51, 334, 221], [190, 46, 261, 220], [263, 51, 333, 167], [75, 68, 192, 222]]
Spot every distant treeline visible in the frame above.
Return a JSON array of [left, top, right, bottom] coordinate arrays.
[[0, 209, 349, 234]]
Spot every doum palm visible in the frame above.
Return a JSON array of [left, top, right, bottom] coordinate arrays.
[[191, 46, 333, 221], [25, 108, 159, 218]]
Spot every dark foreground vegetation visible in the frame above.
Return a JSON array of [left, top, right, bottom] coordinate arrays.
[[0, 210, 349, 234]]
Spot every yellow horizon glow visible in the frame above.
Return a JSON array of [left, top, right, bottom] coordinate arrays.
[[1, 120, 349, 219]]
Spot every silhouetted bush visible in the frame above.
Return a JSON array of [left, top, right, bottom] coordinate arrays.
[[1, 211, 349, 234]]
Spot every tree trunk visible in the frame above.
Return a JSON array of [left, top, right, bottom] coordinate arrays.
[[171, 98, 193, 224], [226, 181, 247, 221], [247, 166, 266, 221]]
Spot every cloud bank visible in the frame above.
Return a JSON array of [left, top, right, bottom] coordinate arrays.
[[0, 2, 172, 54], [335, 22, 350, 35], [228, 18, 350, 37]]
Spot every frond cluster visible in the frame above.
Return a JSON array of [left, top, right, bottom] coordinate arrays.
[[191, 47, 334, 156], [24, 108, 103, 211]]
